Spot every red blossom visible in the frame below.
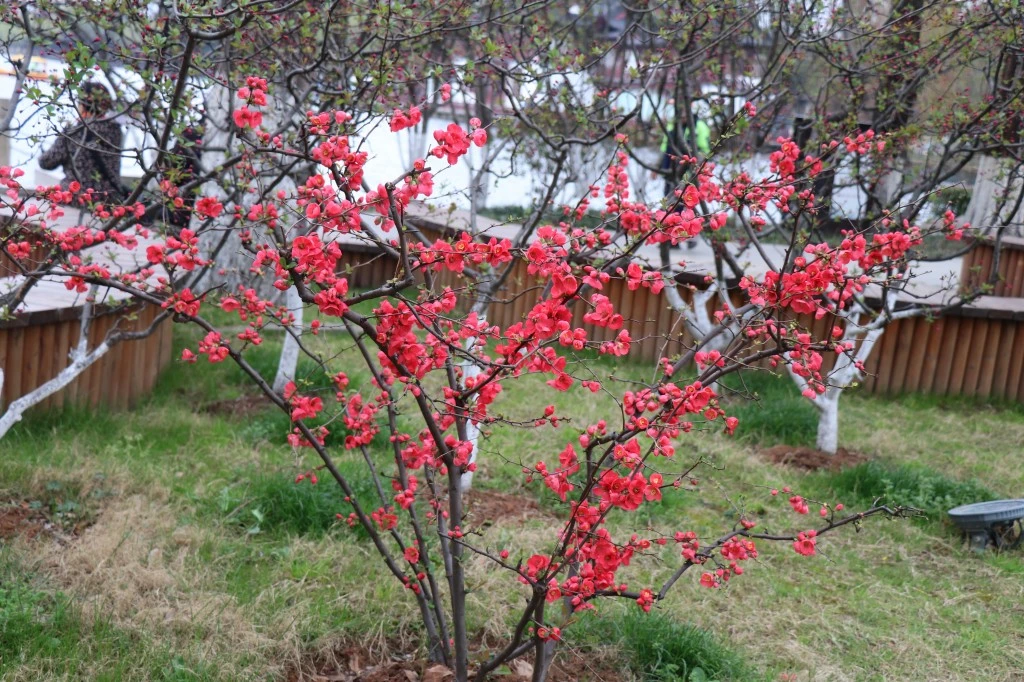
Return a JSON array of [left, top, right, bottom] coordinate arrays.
[[390, 106, 422, 132], [793, 530, 818, 556], [195, 196, 224, 219]]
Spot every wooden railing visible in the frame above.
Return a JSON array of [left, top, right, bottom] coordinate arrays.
[[331, 207, 1024, 400], [0, 302, 173, 411]]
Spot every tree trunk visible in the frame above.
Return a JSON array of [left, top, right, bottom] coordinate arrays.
[[0, 340, 111, 438], [787, 304, 887, 456], [459, 303, 486, 492], [459, 352, 481, 493], [815, 397, 839, 455], [531, 640, 556, 682], [196, 82, 283, 300], [272, 285, 303, 393], [0, 290, 125, 440]]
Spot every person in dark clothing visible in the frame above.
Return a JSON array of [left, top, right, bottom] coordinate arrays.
[[165, 123, 204, 231], [38, 83, 125, 202]]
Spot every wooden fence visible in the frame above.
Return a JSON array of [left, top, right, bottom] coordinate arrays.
[[465, 256, 709, 364], [0, 302, 174, 411], [441, 256, 1024, 399], [332, 210, 1024, 401], [858, 300, 1024, 399], [0, 222, 49, 277], [5, 208, 1009, 409], [337, 243, 401, 289], [960, 234, 1024, 297]]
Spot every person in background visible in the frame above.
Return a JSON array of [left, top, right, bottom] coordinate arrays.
[[689, 115, 712, 157], [165, 122, 204, 232], [658, 112, 712, 183], [39, 82, 126, 202], [658, 107, 712, 249]]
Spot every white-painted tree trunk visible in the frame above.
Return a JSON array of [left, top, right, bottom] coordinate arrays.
[[272, 284, 303, 393], [0, 342, 111, 439], [459, 324, 483, 493], [195, 82, 284, 301], [462, 350, 481, 493], [877, 166, 903, 208], [663, 280, 733, 351], [787, 296, 909, 454], [963, 154, 1003, 230], [814, 396, 839, 455], [662, 279, 740, 393], [0, 294, 111, 440]]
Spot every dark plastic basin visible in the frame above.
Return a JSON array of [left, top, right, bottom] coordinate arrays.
[[948, 500, 1024, 533]]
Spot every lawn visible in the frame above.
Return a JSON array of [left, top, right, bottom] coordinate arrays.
[[1, 322, 1023, 681]]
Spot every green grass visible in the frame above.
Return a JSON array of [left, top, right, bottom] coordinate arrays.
[[2, 321, 1024, 680], [819, 461, 997, 519], [206, 467, 377, 539], [0, 557, 221, 681], [575, 610, 756, 681], [839, 389, 1024, 497], [719, 370, 818, 448]]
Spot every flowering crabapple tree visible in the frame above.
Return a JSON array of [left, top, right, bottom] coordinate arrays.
[[563, 0, 1022, 455], [646, 129, 986, 454], [755, 0, 1023, 452], [1, 78, 927, 681]]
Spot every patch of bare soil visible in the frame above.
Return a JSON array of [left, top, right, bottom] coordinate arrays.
[[761, 444, 869, 472], [0, 504, 47, 540], [202, 393, 275, 418], [0, 501, 87, 542], [544, 656, 627, 682], [285, 644, 429, 682], [463, 489, 553, 527], [287, 644, 626, 682]]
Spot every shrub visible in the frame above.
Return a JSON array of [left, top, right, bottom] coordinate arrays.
[[823, 462, 997, 519], [576, 610, 754, 681]]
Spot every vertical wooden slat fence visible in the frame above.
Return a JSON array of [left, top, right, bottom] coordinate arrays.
[[330, 209, 1024, 401], [0, 303, 173, 412], [961, 234, 1024, 297]]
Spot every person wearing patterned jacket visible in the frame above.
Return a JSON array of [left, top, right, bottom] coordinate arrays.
[[39, 82, 125, 202]]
